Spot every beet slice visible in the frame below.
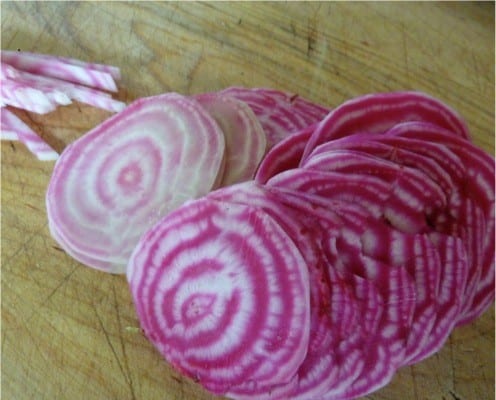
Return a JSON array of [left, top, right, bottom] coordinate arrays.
[[218, 86, 329, 148], [207, 183, 379, 400], [127, 197, 310, 398], [407, 233, 469, 364], [301, 91, 470, 161], [1, 108, 58, 160], [267, 168, 391, 220], [194, 93, 267, 186], [266, 187, 418, 397], [255, 123, 316, 184], [1, 50, 119, 92], [46, 93, 225, 273], [385, 123, 494, 324]]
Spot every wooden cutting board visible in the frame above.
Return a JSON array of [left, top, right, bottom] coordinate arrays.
[[1, 3, 494, 400]]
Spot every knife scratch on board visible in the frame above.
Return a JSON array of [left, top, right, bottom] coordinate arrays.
[[112, 282, 138, 400], [24, 202, 42, 212], [43, 265, 77, 304], [92, 299, 137, 399]]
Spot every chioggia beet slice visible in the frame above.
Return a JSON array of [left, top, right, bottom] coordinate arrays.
[[267, 187, 417, 397], [255, 123, 316, 184], [388, 125, 495, 324], [302, 146, 447, 233], [207, 183, 385, 400], [267, 168, 392, 220], [127, 197, 311, 399], [46, 93, 225, 273], [407, 233, 468, 364], [301, 91, 470, 161], [218, 86, 329, 148], [0, 78, 58, 113], [359, 225, 443, 365], [194, 93, 267, 186]]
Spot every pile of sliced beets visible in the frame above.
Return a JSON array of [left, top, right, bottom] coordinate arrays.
[[3, 52, 494, 399]]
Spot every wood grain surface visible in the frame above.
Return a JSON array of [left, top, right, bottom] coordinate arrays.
[[1, 2, 494, 400]]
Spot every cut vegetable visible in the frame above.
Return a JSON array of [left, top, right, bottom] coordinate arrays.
[[9, 67, 125, 112], [46, 93, 225, 273], [127, 198, 311, 397], [407, 233, 468, 364], [1, 78, 57, 114], [2, 50, 119, 92], [1, 108, 58, 160], [31, 85, 492, 400], [194, 93, 267, 185], [265, 187, 418, 397], [218, 86, 329, 148], [301, 91, 470, 162], [255, 123, 316, 184]]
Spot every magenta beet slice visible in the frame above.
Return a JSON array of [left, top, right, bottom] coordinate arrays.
[[377, 123, 494, 324], [301, 91, 470, 161], [208, 183, 381, 400], [306, 131, 466, 198], [267, 187, 417, 397], [267, 168, 392, 220], [127, 197, 310, 398], [46, 93, 225, 273], [360, 225, 442, 365], [218, 86, 329, 148], [255, 123, 316, 184], [407, 233, 469, 364]]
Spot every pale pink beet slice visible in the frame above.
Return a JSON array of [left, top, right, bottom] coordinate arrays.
[[1, 78, 58, 114], [194, 93, 267, 186], [46, 93, 225, 273], [6, 67, 125, 112]]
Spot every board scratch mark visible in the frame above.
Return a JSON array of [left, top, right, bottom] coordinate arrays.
[[2, 223, 50, 269], [43, 265, 77, 305], [112, 282, 137, 400], [448, 335, 457, 394], [92, 300, 130, 391], [402, 22, 411, 86], [449, 390, 463, 400], [410, 365, 419, 400], [5, 29, 19, 49]]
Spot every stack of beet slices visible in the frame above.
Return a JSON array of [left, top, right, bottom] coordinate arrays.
[[125, 92, 494, 399]]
